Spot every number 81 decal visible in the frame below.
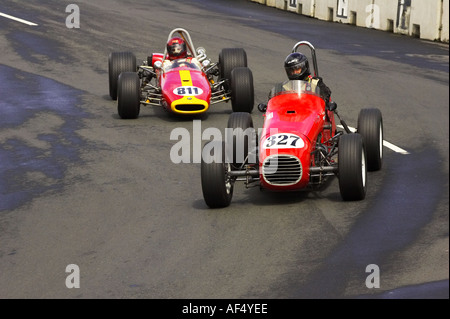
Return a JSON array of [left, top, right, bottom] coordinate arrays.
[[173, 86, 203, 96], [263, 133, 305, 149]]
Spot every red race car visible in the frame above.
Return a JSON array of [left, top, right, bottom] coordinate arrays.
[[108, 28, 254, 118], [201, 41, 383, 208]]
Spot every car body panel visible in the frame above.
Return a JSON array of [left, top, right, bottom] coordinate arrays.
[[259, 89, 330, 190], [160, 67, 212, 114]]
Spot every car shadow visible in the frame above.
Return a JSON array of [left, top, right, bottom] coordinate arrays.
[[109, 103, 237, 122], [192, 175, 342, 210]]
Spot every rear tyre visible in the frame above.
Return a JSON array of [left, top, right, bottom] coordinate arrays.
[[117, 72, 140, 119], [231, 67, 254, 113], [338, 133, 367, 201], [357, 108, 383, 171], [201, 141, 234, 208], [108, 52, 136, 100], [226, 112, 257, 165], [219, 48, 247, 88]]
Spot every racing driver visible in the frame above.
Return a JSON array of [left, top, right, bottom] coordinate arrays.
[[163, 37, 202, 69], [259, 52, 333, 111]]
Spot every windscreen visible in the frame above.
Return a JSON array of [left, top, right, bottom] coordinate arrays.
[[163, 59, 201, 72], [272, 80, 321, 98]]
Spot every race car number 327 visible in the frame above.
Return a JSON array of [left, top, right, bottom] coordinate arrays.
[[173, 86, 203, 96], [263, 133, 305, 149]]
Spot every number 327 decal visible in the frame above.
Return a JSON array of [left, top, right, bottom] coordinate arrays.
[[173, 86, 203, 96], [263, 133, 305, 149]]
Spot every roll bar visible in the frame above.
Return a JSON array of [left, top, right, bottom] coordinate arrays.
[[164, 28, 198, 60], [292, 41, 319, 77]]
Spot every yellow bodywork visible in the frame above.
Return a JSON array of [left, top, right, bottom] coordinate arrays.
[[171, 70, 209, 114]]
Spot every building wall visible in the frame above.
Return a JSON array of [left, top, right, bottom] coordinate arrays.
[[249, 0, 449, 42]]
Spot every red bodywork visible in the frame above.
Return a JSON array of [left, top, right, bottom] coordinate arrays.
[[258, 87, 336, 191]]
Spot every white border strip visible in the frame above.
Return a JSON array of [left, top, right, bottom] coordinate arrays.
[[337, 125, 410, 155], [0, 12, 38, 26]]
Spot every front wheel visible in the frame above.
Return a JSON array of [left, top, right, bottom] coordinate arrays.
[[219, 48, 247, 85], [201, 141, 234, 208], [231, 67, 254, 113], [338, 133, 367, 201], [117, 72, 141, 119], [108, 52, 136, 100], [357, 108, 383, 171]]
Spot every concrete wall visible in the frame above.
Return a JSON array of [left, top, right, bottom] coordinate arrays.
[[443, 0, 450, 42], [249, 0, 449, 42]]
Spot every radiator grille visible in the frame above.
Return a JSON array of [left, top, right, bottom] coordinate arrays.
[[262, 155, 302, 186]]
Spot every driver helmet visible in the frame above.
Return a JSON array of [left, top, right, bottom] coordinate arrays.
[[284, 52, 310, 80], [167, 37, 187, 60]]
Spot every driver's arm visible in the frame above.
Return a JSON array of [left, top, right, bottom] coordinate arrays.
[[313, 76, 332, 104]]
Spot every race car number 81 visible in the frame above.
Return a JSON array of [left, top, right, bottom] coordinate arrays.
[[264, 133, 305, 149], [173, 86, 203, 96]]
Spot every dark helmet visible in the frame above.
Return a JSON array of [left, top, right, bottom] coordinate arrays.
[[284, 52, 310, 80], [167, 37, 187, 60]]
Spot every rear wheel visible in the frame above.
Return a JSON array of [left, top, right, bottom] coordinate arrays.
[[226, 112, 257, 165], [219, 48, 247, 88], [357, 108, 383, 171], [201, 141, 234, 208], [108, 52, 136, 100], [231, 67, 254, 113], [117, 72, 140, 119], [338, 133, 367, 201]]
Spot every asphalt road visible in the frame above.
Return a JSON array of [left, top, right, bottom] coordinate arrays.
[[0, 0, 448, 300]]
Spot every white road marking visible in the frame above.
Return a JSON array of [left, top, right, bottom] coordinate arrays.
[[338, 124, 357, 133], [337, 125, 410, 155], [382, 140, 410, 155], [0, 12, 38, 26]]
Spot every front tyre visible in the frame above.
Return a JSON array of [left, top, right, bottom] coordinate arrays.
[[108, 52, 136, 100], [357, 108, 383, 171], [219, 48, 247, 88], [117, 72, 140, 119], [231, 67, 254, 113], [338, 133, 367, 201], [201, 141, 234, 208]]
